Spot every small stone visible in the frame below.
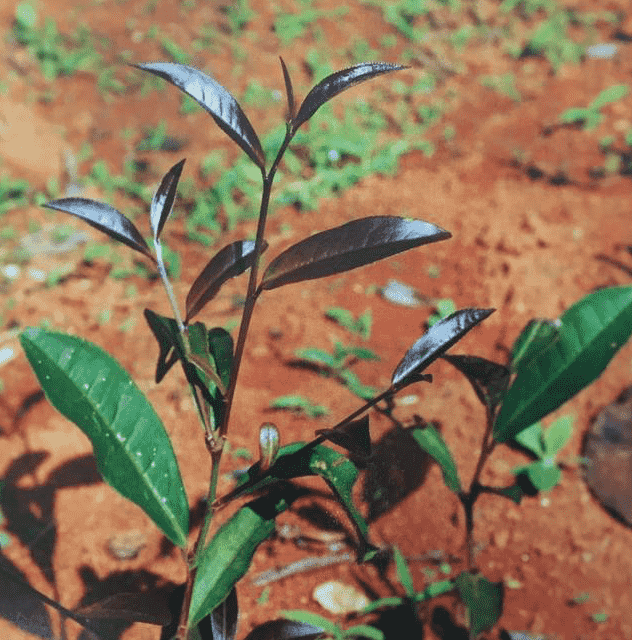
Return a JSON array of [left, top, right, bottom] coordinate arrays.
[[585, 43, 618, 59], [380, 279, 425, 307], [313, 580, 369, 614], [107, 530, 147, 560]]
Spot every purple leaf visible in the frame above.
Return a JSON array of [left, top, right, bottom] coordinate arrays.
[[392, 309, 495, 387], [279, 57, 296, 122], [44, 198, 155, 263], [260, 216, 450, 291], [185, 240, 267, 323], [151, 159, 186, 241], [294, 62, 407, 130], [134, 62, 265, 169]]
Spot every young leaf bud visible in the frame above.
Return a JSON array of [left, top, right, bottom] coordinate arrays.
[[259, 422, 280, 471]]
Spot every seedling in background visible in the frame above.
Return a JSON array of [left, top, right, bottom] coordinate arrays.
[[558, 84, 629, 131], [325, 307, 372, 340], [511, 415, 574, 492], [293, 342, 380, 400], [10, 52, 632, 640], [269, 395, 329, 418], [12, 3, 100, 81]]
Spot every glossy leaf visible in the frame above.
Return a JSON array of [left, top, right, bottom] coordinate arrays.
[[134, 62, 265, 169], [20, 328, 189, 547], [411, 425, 461, 494], [442, 354, 510, 413], [243, 619, 324, 640], [454, 572, 503, 636], [510, 318, 561, 372], [261, 216, 451, 291], [186, 240, 267, 324], [293, 62, 407, 131], [494, 285, 632, 443], [279, 57, 296, 122], [44, 198, 155, 262], [74, 592, 172, 626], [221, 443, 370, 552], [210, 587, 238, 640], [392, 309, 495, 387], [189, 491, 292, 626], [151, 159, 186, 241]]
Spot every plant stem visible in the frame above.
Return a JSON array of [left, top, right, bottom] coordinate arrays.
[[176, 447, 224, 639], [461, 405, 497, 571], [220, 128, 293, 439]]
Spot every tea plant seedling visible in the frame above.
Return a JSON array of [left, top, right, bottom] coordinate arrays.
[[10, 52, 632, 640], [293, 342, 380, 400]]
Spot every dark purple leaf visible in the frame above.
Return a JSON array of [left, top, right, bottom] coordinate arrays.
[[44, 198, 155, 263], [441, 354, 510, 412], [279, 57, 296, 122], [210, 587, 238, 640], [185, 240, 268, 323], [293, 62, 407, 131], [392, 309, 495, 387], [315, 415, 371, 459], [243, 619, 325, 640], [74, 592, 172, 626], [133, 62, 265, 170], [151, 159, 186, 241], [260, 216, 450, 291]]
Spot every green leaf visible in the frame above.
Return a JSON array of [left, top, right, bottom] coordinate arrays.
[[511, 319, 561, 372], [494, 286, 632, 443], [189, 491, 292, 626], [454, 572, 503, 636], [590, 84, 629, 110], [20, 328, 189, 547], [294, 347, 337, 369], [513, 422, 545, 457], [393, 546, 414, 597], [281, 610, 338, 635], [411, 425, 461, 493], [558, 107, 590, 124], [345, 624, 384, 640], [543, 414, 573, 456], [229, 443, 370, 554], [307, 445, 371, 552], [525, 460, 561, 492]]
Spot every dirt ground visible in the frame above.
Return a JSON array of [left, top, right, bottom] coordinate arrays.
[[2, 0, 632, 639]]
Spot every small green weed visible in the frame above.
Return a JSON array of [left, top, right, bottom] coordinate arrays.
[[269, 395, 328, 418], [325, 307, 372, 340], [12, 3, 100, 81], [282, 610, 384, 640], [294, 342, 380, 400], [558, 85, 629, 131], [428, 298, 456, 327], [511, 415, 573, 492]]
